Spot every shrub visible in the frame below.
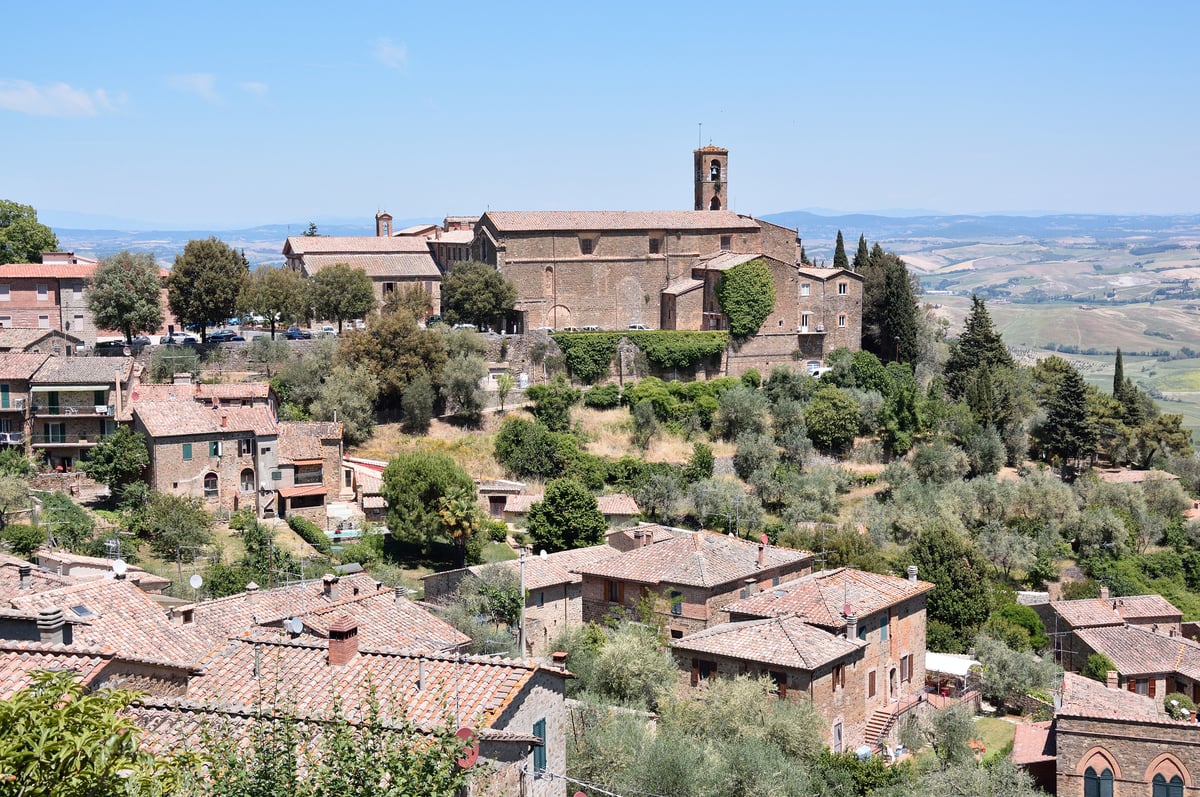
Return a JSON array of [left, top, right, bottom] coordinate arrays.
[[1081, 652, 1117, 682], [487, 519, 509, 543], [624, 330, 727, 369], [715, 258, 775, 337], [1165, 692, 1197, 720], [740, 368, 761, 389], [550, 333, 621, 382], [525, 375, 581, 432], [583, 383, 621, 409], [288, 514, 331, 554], [2, 523, 45, 557]]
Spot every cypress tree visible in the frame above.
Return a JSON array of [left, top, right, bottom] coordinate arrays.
[[1042, 365, 1097, 474], [833, 230, 849, 271], [944, 295, 1013, 398], [799, 244, 812, 266], [1113, 348, 1125, 399], [879, 254, 920, 363], [852, 234, 870, 273]]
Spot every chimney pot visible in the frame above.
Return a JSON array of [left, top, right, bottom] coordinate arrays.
[[245, 582, 259, 603], [18, 565, 32, 590], [418, 658, 426, 691], [1106, 670, 1119, 690], [328, 615, 359, 665], [743, 578, 758, 596], [757, 543, 765, 567], [1100, 585, 1110, 600], [844, 611, 858, 641], [907, 565, 918, 583], [323, 574, 340, 599], [38, 606, 70, 645], [551, 651, 569, 666], [394, 586, 404, 604]]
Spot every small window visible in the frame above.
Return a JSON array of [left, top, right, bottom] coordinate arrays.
[[0, 285, 9, 301], [73, 284, 82, 296], [37, 284, 48, 300], [649, 238, 661, 255], [801, 283, 810, 297], [720, 235, 731, 250], [880, 614, 889, 641], [270, 470, 281, 481], [801, 313, 810, 331], [838, 314, 847, 328], [692, 658, 716, 685], [607, 580, 623, 604], [532, 718, 547, 772], [0, 316, 9, 327], [182, 443, 193, 460], [536, 591, 544, 608], [0, 385, 8, 409], [580, 238, 594, 255], [37, 315, 49, 329], [900, 654, 911, 682], [670, 629, 683, 639], [832, 722, 844, 754], [240, 468, 255, 492], [858, 624, 867, 641], [238, 438, 253, 457], [210, 441, 221, 457], [203, 472, 218, 498], [770, 670, 787, 698], [383, 282, 396, 294], [838, 282, 848, 295], [669, 590, 683, 616]]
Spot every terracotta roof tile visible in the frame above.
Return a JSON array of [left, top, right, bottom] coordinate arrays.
[[298, 253, 441, 279], [572, 531, 811, 589], [277, 420, 341, 464], [0, 351, 49, 379], [133, 401, 276, 438], [427, 545, 623, 592], [672, 615, 864, 670], [1011, 720, 1055, 764], [285, 236, 433, 255], [285, 590, 469, 652], [0, 263, 95, 279], [1057, 671, 1174, 724], [1051, 594, 1180, 629], [596, 494, 639, 515], [0, 554, 75, 602], [0, 641, 110, 698], [1075, 624, 1200, 680], [483, 210, 762, 233], [606, 524, 688, 547], [195, 383, 272, 400], [33, 355, 132, 385], [724, 567, 935, 628]]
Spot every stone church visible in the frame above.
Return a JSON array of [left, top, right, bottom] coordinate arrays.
[[469, 147, 861, 372]]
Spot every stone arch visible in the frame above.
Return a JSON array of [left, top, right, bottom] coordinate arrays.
[[709, 195, 721, 210], [710, 159, 722, 181], [546, 305, 571, 330], [542, 265, 554, 296], [1147, 752, 1191, 787], [1075, 746, 1122, 779]]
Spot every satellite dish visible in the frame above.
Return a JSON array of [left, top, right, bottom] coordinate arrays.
[[112, 559, 127, 577], [455, 726, 479, 769], [539, 549, 548, 560], [189, 573, 204, 590], [287, 617, 304, 634]]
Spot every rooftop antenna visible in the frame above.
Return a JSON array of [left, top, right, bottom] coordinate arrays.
[[698, 123, 702, 149]]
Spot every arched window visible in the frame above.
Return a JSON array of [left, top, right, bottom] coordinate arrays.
[[709, 196, 721, 210], [710, 159, 721, 181], [1154, 774, 1185, 797], [203, 472, 218, 499], [240, 468, 255, 492], [1083, 766, 1113, 797]]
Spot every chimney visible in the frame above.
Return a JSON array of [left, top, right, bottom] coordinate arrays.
[[328, 615, 358, 665], [38, 607, 71, 645], [323, 574, 340, 599], [551, 651, 569, 667], [741, 578, 758, 599], [18, 565, 31, 590], [907, 565, 918, 583], [844, 611, 858, 641], [1100, 585, 1110, 600], [417, 658, 426, 691], [1106, 670, 1119, 690], [220, 412, 228, 428], [757, 543, 765, 567], [113, 369, 123, 420], [245, 581, 259, 604], [394, 586, 405, 604]]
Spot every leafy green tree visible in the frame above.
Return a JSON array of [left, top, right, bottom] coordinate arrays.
[[168, 237, 249, 343], [0, 473, 28, 531], [1082, 652, 1118, 682], [588, 623, 677, 711], [496, 372, 515, 413], [712, 383, 769, 441], [715, 258, 776, 337], [382, 283, 434, 319], [0, 200, 58, 264], [1133, 413, 1193, 469], [381, 451, 475, 555], [87, 251, 164, 342], [977, 524, 1035, 580], [973, 634, 1055, 709], [78, 425, 149, 497], [879, 254, 920, 362], [310, 363, 379, 445], [338, 310, 446, 404], [909, 527, 992, 646], [1040, 364, 1097, 473], [527, 478, 607, 553], [436, 485, 486, 567], [440, 259, 517, 330], [852, 233, 870, 272], [46, 490, 96, 552], [630, 399, 659, 450], [0, 671, 188, 797], [525, 375, 581, 432], [308, 263, 375, 332], [401, 374, 436, 433], [243, 265, 308, 339], [144, 493, 214, 561], [440, 354, 487, 426], [635, 471, 683, 523], [683, 441, 715, 483], [440, 564, 522, 653], [833, 229, 849, 271], [803, 385, 861, 453], [2, 523, 45, 557]]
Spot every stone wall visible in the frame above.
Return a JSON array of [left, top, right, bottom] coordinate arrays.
[[480, 668, 568, 797], [1055, 712, 1200, 796]]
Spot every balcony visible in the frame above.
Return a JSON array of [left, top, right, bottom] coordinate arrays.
[[797, 324, 827, 335], [31, 432, 110, 447], [31, 404, 115, 418], [0, 432, 23, 445]]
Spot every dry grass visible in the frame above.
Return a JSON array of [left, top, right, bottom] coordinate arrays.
[[574, 406, 734, 464], [350, 411, 517, 480]]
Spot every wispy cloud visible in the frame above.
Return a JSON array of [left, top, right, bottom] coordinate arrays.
[[0, 79, 115, 117], [165, 72, 219, 102], [240, 81, 269, 97], [373, 37, 407, 69]]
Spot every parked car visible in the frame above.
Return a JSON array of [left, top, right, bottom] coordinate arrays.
[[627, 323, 650, 330], [285, 326, 312, 340], [561, 326, 581, 332], [452, 323, 477, 331], [318, 325, 337, 337], [207, 329, 245, 343], [581, 325, 601, 331], [162, 332, 198, 345]]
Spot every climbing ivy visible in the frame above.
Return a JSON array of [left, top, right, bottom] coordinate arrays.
[[715, 258, 776, 337], [625, 331, 728, 368], [551, 333, 622, 383]]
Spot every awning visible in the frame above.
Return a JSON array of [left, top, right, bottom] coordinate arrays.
[[291, 458, 323, 466], [32, 385, 110, 392], [925, 652, 980, 677], [278, 484, 326, 499], [362, 496, 387, 509]]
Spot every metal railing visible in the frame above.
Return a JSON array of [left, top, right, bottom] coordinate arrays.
[[30, 432, 111, 445], [31, 404, 114, 416]]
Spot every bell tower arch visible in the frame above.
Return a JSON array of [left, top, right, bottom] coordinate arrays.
[[694, 146, 728, 211]]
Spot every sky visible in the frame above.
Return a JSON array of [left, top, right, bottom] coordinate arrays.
[[3, 1, 1199, 229]]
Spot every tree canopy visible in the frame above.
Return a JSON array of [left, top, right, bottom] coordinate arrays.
[[167, 237, 249, 342], [440, 260, 517, 330], [87, 250, 164, 342], [308, 263, 375, 331], [78, 426, 149, 497], [527, 478, 608, 553], [381, 451, 478, 564], [243, 265, 308, 338], [0, 199, 58, 264]]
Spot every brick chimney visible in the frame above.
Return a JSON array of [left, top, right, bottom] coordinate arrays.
[[1100, 585, 1110, 600], [38, 607, 71, 645], [322, 574, 340, 599], [757, 543, 765, 567], [328, 615, 358, 666], [741, 578, 758, 599], [844, 611, 858, 641], [1106, 670, 1119, 690], [18, 565, 31, 590], [907, 565, 918, 583]]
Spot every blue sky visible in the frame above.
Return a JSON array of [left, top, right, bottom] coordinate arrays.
[[3, 1, 1198, 229]]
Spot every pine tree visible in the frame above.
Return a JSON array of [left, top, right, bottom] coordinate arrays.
[[852, 234, 870, 273], [799, 244, 812, 266], [1042, 365, 1097, 474], [833, 230, 849, 271], [943, 295, 1014, 399]]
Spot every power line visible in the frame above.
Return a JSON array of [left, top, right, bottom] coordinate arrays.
[[534, 767, 674, 797]]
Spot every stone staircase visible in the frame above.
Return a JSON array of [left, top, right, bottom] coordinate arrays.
[[863, 707, 897, 754]]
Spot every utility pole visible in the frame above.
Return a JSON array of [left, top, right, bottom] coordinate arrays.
[[517, 546, 528, 657]]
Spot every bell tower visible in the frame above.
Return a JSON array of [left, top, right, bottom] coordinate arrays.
[[694, 146, 728, 211], [375, 211, 392, 237]]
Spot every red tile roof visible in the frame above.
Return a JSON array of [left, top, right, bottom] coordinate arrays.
[[606, 524, 688, 547], [133, 401, 277, 438], [0, 554, 74, 602], [1057, 671, 1174, 724], [596, 494, 639, 516], [1051, 594, 1181, 629], [1011, 720, 1055, 764], [572, 531, 811, 589], [671, 615, 864, 671], [428, 545, 623, 593], [195, 383, 272, 401], [285, 590, 469, 652], [724, 567, 934, 628], [6, 578, 209, 669], [482, 210, 762, 233], [32, 355, 132, 385], [1075, 623, 1200, 680], [0, 351, 49, 380], [277, 420, 341, 463], [284, 236, 433, 255], [0, 640, 110, 698], [0, 263, 95, 278], [299, 253, 441, 279]]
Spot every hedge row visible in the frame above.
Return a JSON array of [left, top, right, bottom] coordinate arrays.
[[287, 514, 332, 554], [551, 330, 729, 382]]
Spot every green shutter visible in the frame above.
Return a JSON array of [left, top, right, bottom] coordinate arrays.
[[0, 385, 8, 409], [532, 718, 546, 772], [210, 441, 219, 457], [183, 443, 192, 460]]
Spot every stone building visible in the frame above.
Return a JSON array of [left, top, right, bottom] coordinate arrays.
[[29, 355, 132, 470], [572, 530, 813, 638], [275, 420, 347, 524], [1036, 588, 1185, 676], [0, 352, 48, 448]]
